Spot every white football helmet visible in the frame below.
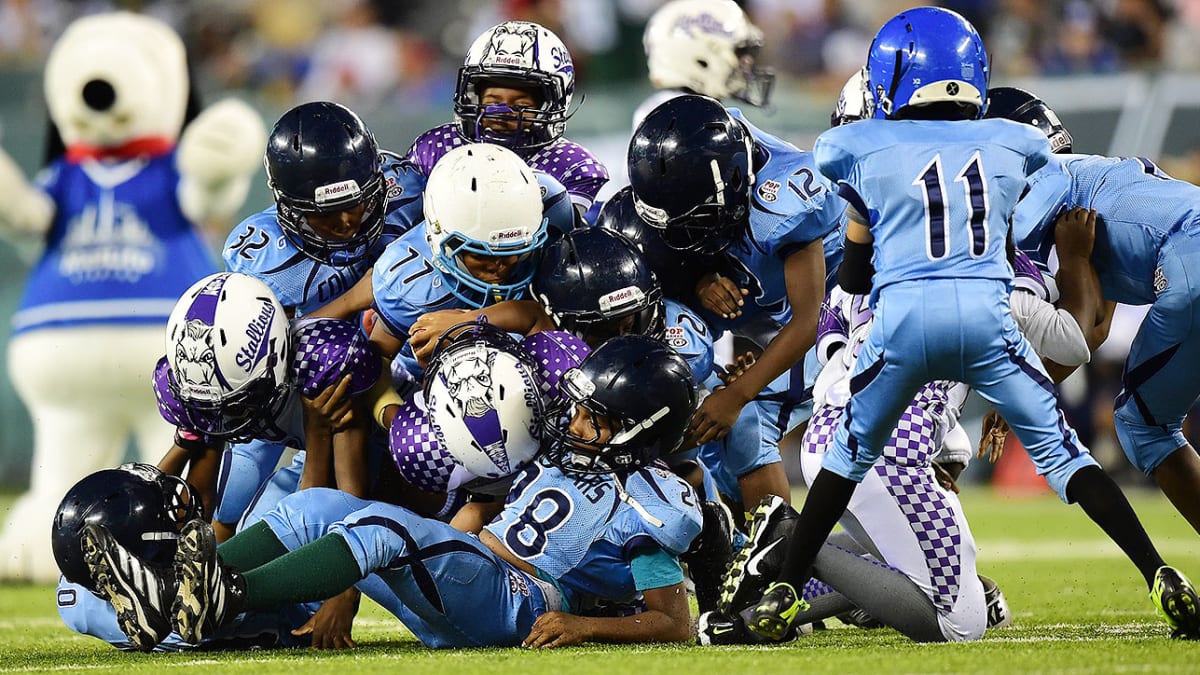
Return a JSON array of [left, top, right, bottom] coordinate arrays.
[[164, 272, 292, 440], [423, 143, 549, 308], [454, 20, 575, 151], [644, 0, 775, 106], [424, 322, 545, 480], [831, 67, 873, 127]]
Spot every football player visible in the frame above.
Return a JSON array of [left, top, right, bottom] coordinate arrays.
[[81, 336, 703, 650], [407, 20, 608, 214]]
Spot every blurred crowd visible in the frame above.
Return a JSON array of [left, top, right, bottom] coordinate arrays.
[[1, 0, 1197, 109]]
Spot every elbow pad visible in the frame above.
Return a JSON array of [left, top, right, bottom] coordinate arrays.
[[838, 239, 875, 295]]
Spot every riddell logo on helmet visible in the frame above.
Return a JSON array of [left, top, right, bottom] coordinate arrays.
[[314, 179, 361, 205], [599, 286, 644, 312], [673, 13, 734, 37], [490, 228, 529, 245]]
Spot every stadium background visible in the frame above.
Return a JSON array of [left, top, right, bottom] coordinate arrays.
[[0, 0, 1198, 491]]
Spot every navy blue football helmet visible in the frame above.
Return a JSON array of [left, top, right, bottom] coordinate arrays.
[[984, 86, 1073, 154], [532, 227, 665, 348], [867, 7, 989, 120], [545, 335, 698, 474], [627, 95, 754, 255], [265, 101, 386, 266], [594, 187, 710, 301], [52, 463, 202, 592]]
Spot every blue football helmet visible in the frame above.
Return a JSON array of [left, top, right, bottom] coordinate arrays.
[[52, 463, 202, 592], [984, 86, 1073, 153], [265, 101, 386, 266], [867, 7, 989, 120], [594, 186, 711, 301], [532, 227, 665, 348], [627, 94, 754, 254], [545, 335, 698, 475]]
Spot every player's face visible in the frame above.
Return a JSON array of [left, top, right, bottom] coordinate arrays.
[[304, 203, 367, 242], [568, 404, 618, 447], [460, 251, 520, 284], [580, 315, 638, 349], [480, 85, 542, 132]]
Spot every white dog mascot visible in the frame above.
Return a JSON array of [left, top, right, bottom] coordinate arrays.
[[0, 12, 266, 582]]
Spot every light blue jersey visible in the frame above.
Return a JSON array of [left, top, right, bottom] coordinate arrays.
[[709, 110, 846, 336], [223, 151, 426, 316], [812, 118, 1092, 496], [261, 466, 698, 649], [664, 299, 714, 383], [484, 459, 701, 609], [1013, 153, 1200, 473], [816, 118, 1050, 305]]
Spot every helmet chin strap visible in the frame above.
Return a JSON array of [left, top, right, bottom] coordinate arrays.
[[612, 473, 665, 528]]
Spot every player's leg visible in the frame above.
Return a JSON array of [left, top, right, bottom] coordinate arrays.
[[749, 299, 928, 641], [1113, 243, 1200, 536], [236, 450, 305, 532], [212, 440, 289, 539], [975, 313, 1200, 638]]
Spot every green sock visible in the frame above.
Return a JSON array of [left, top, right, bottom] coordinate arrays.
[[215, 521, 288, 572], [241, 534, 364, 610]]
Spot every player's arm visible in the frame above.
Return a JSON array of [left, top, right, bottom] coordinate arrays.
[[686, 238, 825, 446], [157, 433, 221, 518], [449, 499, 505, 534], [523, 550, 692, 647], [838, 216, 874, 293], [309, 270, 374, 320], [409, 301, 555, 367]]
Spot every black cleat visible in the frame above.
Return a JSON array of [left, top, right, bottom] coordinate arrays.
[[171, 518, 245, 644], [683, 500, 738, 614], [980, 574, 1012, 630], [81, 523, 174, 651], [746, 582, 808, 642], [1151, 566, 1200, 640], [718, 494, 798, 615]]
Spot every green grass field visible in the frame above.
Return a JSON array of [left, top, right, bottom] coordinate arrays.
[[2, 488, 1198, 674]]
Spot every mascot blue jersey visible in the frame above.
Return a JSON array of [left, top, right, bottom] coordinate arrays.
[[14, 152, 215, 335], [484, 459, 701, 612], [223, 151, 426, 316]]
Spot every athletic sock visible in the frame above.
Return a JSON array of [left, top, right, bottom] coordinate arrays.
[[776, 469, 858, 590], [215, 521, 289, 572], [242, 534, 364, 610], [1066, 465, 1165, 588]]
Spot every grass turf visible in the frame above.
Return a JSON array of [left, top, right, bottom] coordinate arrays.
[[1, 488, 1198, 673]]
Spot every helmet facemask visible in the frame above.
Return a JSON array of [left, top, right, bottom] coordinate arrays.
[[271, 168, 386, 266]]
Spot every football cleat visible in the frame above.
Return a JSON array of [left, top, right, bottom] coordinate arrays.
[[696, 610, 753, 646], [81, 523, 174, 651], [980, 574, 1012, 630], [1151, 566, 1200, 640], [172, 518, 245, 644], [682, 500, 738, 614], [746, 581, 808, 642], [718, 494, 798, 615]]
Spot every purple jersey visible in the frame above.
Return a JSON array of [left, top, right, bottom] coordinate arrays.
[[406, 123, 609, 209], [153, 318, 381, 447]]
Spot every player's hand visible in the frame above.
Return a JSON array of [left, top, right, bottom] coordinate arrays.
[[523, 611, 590, 648], [292, 588, 360, 649], [696, 273, 748, 320], [978, 410, 1010, 462], [932, 462, 961, 494], [716, 351, 758, 386], [1054, 207, 1097, 260], [303, 375, 355, 431], [684, 387, 746, 448], [410, 309, 471, 368]]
